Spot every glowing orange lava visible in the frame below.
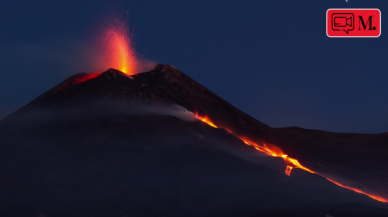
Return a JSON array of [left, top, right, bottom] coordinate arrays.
[[98, 12, 138, 75], [194, 112, 388, 203], [285, 165, 293, 176], [104, 29, 138, 75], [195, 113, 218, 128], [325, 177, 388, 203], [73, 72, 103, 85]]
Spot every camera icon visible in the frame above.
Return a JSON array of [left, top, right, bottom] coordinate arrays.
[[332, 13, 354, 34]]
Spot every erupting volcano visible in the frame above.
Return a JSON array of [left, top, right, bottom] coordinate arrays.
[[96, 11, 139, 75], [1, 65, 388, 216], [104, 29, 137, 75]]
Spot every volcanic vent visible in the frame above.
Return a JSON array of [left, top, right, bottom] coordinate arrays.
[[1, 64, 388, 216]]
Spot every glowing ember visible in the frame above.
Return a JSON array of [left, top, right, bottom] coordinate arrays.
[[194, 112, 388, 203], [285, 165, 293, 176], [73, 72, 102, 85]]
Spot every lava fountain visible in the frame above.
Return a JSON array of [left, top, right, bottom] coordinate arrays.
[[104, 29, 137, 75], [99, 11, 138, 75]]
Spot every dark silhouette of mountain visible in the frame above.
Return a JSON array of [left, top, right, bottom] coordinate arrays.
[[0, 64, 387, 217]]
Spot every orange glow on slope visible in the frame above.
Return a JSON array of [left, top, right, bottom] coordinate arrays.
[[73, 72, 103, 85], [195, 113, 218, 128], [325, 177, 388, 203], [194, 113, 388, 203], [243, 139, 286, 158], [284, 156, 315, 174]]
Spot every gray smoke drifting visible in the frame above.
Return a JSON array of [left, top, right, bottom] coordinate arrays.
[[133, 103, 196, 122]]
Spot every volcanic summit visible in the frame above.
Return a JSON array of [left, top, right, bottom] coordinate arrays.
[[1, 64, 388, 217]]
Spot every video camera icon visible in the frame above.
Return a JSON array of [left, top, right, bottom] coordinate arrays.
[[332, 13, 354, 34]]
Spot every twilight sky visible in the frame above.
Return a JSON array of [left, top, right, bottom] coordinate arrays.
[[0, 0, 387, 133]]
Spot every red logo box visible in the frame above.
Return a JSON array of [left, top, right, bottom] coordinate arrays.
[[327, 9, 381, 38]]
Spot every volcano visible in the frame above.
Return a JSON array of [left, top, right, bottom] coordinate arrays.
[[1, 64, 388, 217]]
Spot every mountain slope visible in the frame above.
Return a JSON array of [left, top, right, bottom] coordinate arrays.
[[0, 64, 387, 216]]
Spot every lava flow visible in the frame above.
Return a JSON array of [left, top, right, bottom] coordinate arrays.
[[194, 113, 388, 203], [195, 113, 218, 128], [73, 72, 103, 85]]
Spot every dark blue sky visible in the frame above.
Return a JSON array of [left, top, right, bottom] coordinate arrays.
[[0, 0, 387, 133]]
